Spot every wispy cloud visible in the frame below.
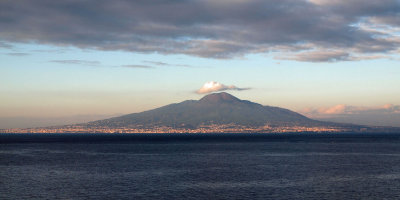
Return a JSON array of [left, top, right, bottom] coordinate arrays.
[[276, 51, 350, 62], [196, 81, 250, 94], [32, 49, 68, 54], [0, 42, 13, 49], [50, 59, 155, 69], [1, 0, 399, 62], [6, 52, 30, 56], [301, 104, 400, 117], [143, 61, 169, 66], [120, 65, 154, 69], [300, 104, 400, 127], [50, 60, 100, 66], [143, 61, 192, 68]]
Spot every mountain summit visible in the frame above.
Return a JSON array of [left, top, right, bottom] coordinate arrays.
[[199, 92, 241, 103], [87, 92, 327, 128]]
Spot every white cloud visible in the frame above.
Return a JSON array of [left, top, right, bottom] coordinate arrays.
[[196, 81, 249, 94]]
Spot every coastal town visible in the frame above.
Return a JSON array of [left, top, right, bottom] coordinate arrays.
[[1, 123, 356, 134]]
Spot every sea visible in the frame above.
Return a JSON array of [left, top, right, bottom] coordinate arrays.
[[1, 133, 400, 200]]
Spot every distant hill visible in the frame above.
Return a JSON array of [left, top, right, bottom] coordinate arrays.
[[87, 92, 334, 128]]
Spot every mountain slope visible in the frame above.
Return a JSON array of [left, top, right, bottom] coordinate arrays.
[[87, 92, 326, 128]]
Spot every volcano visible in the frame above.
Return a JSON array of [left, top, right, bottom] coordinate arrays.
[[87, 92, 330, 128]]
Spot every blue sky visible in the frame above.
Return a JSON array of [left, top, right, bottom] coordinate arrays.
[[1, 0, 400, 127]]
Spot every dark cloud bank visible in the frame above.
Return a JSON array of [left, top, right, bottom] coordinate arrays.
[[1, 0, 399, 62]]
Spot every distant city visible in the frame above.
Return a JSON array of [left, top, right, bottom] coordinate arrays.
[[1, 124, 354, 134]]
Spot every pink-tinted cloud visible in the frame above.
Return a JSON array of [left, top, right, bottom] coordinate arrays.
[[301, 104, 400, 117], [300, 104, 400, 127], [320, 104, 347, 114]]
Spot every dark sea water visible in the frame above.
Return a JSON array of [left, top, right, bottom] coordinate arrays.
[[1, 133, 400, 200]]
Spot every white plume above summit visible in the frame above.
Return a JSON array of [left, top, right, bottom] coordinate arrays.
[[196, 81, 249, 94]]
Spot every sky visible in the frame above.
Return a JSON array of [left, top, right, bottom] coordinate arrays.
[[1, 0, 400, 128]]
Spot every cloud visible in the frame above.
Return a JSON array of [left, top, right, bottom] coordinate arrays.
[[120, 65, 153, 69], [196, 81, 249, 94], [277, 51, 351, 62], [0, 41, 13, 49], [300, 104, 400, 127], [50, 59, 155, 69], [32, 49, 68, 54], [50, 60, 100, 66], [1, 0, 400, 62], [143, 61, 169, 66], [142, 60, 192, 67], [301, 104, 400, 116], [6, 52, 29, 56]]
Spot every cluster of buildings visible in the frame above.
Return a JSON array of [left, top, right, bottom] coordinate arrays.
[[1, 124, 350, 134]]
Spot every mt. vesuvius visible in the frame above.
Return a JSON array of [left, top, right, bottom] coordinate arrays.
[[87, 92, 334, 129]]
